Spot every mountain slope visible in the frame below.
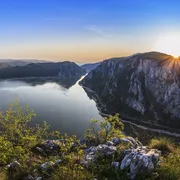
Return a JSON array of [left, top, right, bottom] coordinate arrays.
[[0, 61, 86, 79], [80, 52, 180, 129]]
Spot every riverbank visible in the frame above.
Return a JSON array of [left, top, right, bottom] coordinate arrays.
[[80, 84, 180, 140]]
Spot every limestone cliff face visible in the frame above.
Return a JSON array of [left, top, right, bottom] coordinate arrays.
[[80, 52, 180, 128]]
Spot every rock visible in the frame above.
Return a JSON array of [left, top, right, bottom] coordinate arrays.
[[80, 52, 180, 129], [84, 143, 117, 165], [36, 147, 47, 156], [40, 161, 54, 171], [111, 161, 120, 169], [25, 175, 34, 180], [88, 144, 117, 156], [112, 137, 142, 148], [55, 159, 62, 165], [37, 140, 62, 155], [83, 137, 161, 179], [106, 141, 114, 146], [35, 177, 43, 180], [120, 146, 161, 179], [85, 146, 98, 154], [6, 161, 21, 173], [112, 137, 121, 145]]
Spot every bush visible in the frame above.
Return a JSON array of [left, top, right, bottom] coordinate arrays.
[[0, 102, 49, 164], [84, 114, 124, 145]]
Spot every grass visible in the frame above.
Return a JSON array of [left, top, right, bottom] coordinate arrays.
[[147, 138, 180, 180], [0, 171, 7, 180], [149, 137, 174, 155], [155, 147, 180, 180]]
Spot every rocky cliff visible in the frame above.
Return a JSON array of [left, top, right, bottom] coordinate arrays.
[[80, 52, 180, 129], [0, 61, 86, 80]]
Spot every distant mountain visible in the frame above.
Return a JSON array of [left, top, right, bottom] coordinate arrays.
[[80, 52, 180, 129], [0, 61, 86, 80], [0, 59, 49, 67], [0, 63, 9, 69], [81, 62, 101, 72]]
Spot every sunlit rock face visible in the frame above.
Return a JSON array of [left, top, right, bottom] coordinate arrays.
[[80, 52, 180, 129]]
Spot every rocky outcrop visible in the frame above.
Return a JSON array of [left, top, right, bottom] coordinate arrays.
[[0, 61, 86, 80], [80, 52, 180, 129], [82, 137, 161, 179], [36, 140, 65, 156], [120, 147, 160, 179], [8, 137, 161, 180]]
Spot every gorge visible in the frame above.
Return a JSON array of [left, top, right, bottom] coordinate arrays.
[[80, 52, 180, 131]]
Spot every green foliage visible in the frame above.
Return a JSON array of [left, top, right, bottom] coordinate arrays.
[[52, 162, 93, 180], [0, 101, 49, 164], [50, 134, 92, 180], [0, 103, 179, 180], [85, 114, 124, 145], [88, 152, 128, 180]]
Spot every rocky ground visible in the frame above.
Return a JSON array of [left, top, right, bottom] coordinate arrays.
[[7, 137, 161, 180]]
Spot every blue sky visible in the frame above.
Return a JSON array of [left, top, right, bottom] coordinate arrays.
[[0, 0, 179, 62]]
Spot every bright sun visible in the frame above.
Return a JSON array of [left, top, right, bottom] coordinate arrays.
[[154, 34, 180, 58]]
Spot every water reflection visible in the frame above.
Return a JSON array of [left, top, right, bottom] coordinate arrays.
[[7, 76, 81, 89], [0, 77, 103, 137]]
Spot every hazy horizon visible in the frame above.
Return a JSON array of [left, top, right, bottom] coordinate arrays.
[[0, 50, 176, 65], [0, 0, 180, 62]]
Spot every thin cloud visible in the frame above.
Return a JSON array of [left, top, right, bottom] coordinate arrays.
[[84, 25, 113, 38]]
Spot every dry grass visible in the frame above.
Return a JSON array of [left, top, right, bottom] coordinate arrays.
[[149, 137, 174, 155]]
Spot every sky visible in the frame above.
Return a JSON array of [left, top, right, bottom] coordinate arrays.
[[0, 0, 180, 62]]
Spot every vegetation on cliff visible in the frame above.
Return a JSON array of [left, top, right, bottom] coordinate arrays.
[[0, 102, 179, 180]]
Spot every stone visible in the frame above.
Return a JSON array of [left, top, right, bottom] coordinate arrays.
[[111, 161, 120, 169], [106, 141, 114, 146], [83, 143, 117, 165], [40, 161, 54, 171], [55, 159, 62, 165], [7, 161, 21, 169], [35, 177, 43, 180], [120, 146, 161, 179], [25, 175, 34, 180], [36, 147, 47, 155], [112, 137, 142, 148], [37, 140, 62, 155], [112, 137, 121, 145]]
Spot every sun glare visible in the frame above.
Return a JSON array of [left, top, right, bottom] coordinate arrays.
[[154, 34, 180, 58]]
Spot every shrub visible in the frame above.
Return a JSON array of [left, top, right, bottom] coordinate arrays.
[[84, 114, 124, 145], [0, 101, 49, 165]]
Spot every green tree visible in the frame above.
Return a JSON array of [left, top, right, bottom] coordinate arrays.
[[0, 101, 49, 165]]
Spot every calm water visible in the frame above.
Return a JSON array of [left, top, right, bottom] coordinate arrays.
[[0, 77, 103, 137], [0, 77, 178, 141]]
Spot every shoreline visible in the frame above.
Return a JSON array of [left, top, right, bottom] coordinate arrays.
[[80, 84, 180, 139]]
